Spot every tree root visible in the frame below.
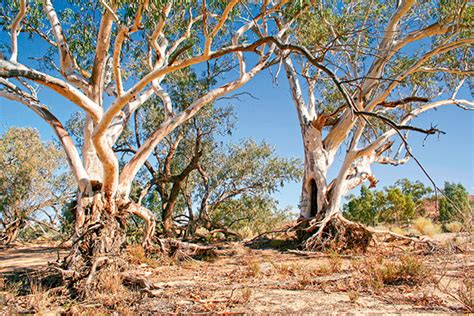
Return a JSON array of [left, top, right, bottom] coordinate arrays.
[[302, 213, 373, 252], [300, 213, 438, 253]]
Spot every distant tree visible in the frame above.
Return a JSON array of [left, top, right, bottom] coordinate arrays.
[[0, 128, 72, 245], [378, 187, 416, 224], [344, 186, 383, 226], [209, 195, 294, 239], [184, 139, 302, 238], [394, 179, 433, 203], [345, 179, 433, 226], [113, 64, 237, 238], [439, 182, 471, 223]]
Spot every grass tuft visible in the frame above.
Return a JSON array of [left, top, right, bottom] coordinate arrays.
[[444, 221, 463, 233], [413, 217, 441, 237], [355, 255, 432, 290]]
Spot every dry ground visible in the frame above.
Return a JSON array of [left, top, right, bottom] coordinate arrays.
[[0, 233, 472, 314]]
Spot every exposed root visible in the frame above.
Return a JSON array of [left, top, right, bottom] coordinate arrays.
[[302, 213, 372, 252], [127, 201, 156, 249], [55, 210, 128, 298], [300, 213, 438, 253], [85, 256, 109, 286]]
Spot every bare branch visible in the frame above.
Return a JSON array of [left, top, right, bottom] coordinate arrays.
[[376, 96, 429, 108], [41, 0, 89, 88], [417, 67, 473, 75], [0, 85, 89, 190], [0, 60, 102, 122], [9, 0, 26, 63]]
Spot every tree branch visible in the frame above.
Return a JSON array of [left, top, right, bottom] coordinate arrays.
[[9, 0, 26, 63]]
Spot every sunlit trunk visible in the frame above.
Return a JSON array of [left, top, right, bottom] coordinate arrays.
[[299, 125, 329, 220]]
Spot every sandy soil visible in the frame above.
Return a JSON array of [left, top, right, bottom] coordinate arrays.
[[0, 244, 66, 273], [0, 234, 472, 314]]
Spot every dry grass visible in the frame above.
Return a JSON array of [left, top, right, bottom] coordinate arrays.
[[437, 261, 474, 313], [243, 255, 264, 277], [240, 287, 252, 303], [1, 236, 473, 314], [347, 290, 360, 303], [88, 264, 138, 310], [1, 277, 20, 297], [29, 279, 53, 314], [354, 255, 432, 290], [444, 221, 463, 233], [328, 251, 343, 273], [457, 278, 474, 312], [127, 245, 160, 267], [413, 217, 441, 237], [273, 262, 301, 277]]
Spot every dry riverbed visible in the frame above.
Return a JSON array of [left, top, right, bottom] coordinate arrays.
[[0, 234, 472, 314]]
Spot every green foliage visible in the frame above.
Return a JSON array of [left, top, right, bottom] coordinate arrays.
[[201, 139, 302, 198], [210, 195, 294, 238], [344, 179, 432, 226], [288, 0, 472, 144], [394, 179, 433, 203], [0, 128, 73, 242], [344, 186, 383, 226], [60, 199, 77, 236], [439, 182, 471, 223]]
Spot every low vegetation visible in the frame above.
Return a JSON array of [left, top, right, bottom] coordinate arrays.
[[359, 255, 432, 289], [345, 179, 472, 237], [413, 217, 442, 237]]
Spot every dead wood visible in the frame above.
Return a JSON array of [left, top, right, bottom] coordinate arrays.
[[150, 238, 217, 260], [300, 212, 439, 253]]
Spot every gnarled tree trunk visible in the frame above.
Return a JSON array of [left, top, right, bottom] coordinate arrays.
[[1, 218, 25, 246]]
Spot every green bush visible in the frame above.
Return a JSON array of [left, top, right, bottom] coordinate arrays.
[[344, 179, 432, 226], [439, 182, 471, 223]]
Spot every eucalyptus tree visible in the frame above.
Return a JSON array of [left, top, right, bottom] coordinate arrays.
[[439, 182, 471, 223], [183, 139, 302, 238], [0, 127, 73, 245], [118, 68, 301, 238], [118, 70, 237, 237], [276, 0, 473, 247], [0, 0, 299, 279]]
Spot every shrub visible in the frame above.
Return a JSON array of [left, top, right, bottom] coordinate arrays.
[[413, 217, 441, 237], [439, 182, 471, 223], [344, 179, 433, 226], [444, 221, 463, 233]]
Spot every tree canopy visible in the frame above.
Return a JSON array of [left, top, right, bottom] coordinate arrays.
[[0, 127, 72, 244]]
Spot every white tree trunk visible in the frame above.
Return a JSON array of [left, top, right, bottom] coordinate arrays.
[[300, 125, 330, 219]]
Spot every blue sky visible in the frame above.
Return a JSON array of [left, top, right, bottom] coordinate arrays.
[[215, 68, 474, 209], [1, 18, 473, 211]]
